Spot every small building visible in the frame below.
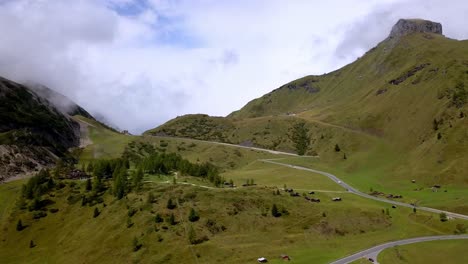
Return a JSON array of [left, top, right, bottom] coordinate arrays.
[[308, 191, 315, 194], [311, 198, 320, 203], [332, 197, 342, 201], [411, 179, 416, 183], [257, 257, 268, 263]]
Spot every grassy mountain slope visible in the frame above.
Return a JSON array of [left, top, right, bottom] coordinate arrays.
[[146, 25, 468, 213], [1, 145, 466, 264], [0, 77, 84, 181]]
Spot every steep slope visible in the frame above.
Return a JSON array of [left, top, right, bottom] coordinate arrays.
[[0, 77, 84, 181]]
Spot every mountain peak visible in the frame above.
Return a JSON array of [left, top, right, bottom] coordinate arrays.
[[389, 19, 443, 38]]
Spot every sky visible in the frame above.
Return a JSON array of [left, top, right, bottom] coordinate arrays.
[[0, 0, 467, 133]]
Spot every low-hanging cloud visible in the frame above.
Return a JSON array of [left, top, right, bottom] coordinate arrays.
[[0, 0, 466, 133]]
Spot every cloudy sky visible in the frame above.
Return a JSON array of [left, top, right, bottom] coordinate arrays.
[[1, 0, 467, 133]]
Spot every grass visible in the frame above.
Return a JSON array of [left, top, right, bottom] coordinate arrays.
[[378, 239, 468, 263], [276, 156, 468, 214], [1, 178, 466, 264], [75, 115, 135, 163], [145, 32, 468, 215], [222, 159, 343, 191]]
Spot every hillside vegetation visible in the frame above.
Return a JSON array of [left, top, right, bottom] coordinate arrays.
[[146, 25, 468, 213]]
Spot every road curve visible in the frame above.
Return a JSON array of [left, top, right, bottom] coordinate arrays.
[[151, 136, 468, 220], [329, 234, 468, 264], [149, 135, 301, 156], [261, 159, 468, 221]]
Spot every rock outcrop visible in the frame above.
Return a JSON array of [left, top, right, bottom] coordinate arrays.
[[0, 76, 83, 181], [389, 19, 442, 38]]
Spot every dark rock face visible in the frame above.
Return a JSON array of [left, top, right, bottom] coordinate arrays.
[[0, 76, 83, 181], [389, 19, 442, 38]]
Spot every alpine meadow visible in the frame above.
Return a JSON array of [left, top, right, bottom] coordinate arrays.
[[0, 2, 467, 264]]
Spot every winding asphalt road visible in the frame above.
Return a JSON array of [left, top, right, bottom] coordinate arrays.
[[153, 136, 468, 220], [261, 159, 468, 221], [329, 234, 468, 264], [153, 136, 468, 263]]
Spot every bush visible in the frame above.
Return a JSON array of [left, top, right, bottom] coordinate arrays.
[[49, 208, 59, 213]]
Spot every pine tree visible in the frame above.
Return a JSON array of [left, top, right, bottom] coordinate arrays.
[[166, 198, 176, 210], [433, 118, 439, 131], [16, 219, 24, 231], [133, 168, 144, 191], [188, 208, 200, 222], [343, 153, 347, 160], [113, 167, 127, 199], [271, 204, 280, 217], [93, 208, 100, 218], [29, 240, 35, 248], [87, 162, 94, 173], [335, 144, 341, 152], [168, 213, 176, 225], [132, 237, 142, 251], [290, 122, 310, 155], [188, 225, 197, 244], [85, 179, 92, 191], [154, 213, 163, 223], [440, 212, 448, 222]]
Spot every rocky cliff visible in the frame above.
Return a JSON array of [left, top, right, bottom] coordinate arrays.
[[389, 18, 442, 38]]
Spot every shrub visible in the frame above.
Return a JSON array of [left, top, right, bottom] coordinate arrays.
[[29, 240, 36, 248]]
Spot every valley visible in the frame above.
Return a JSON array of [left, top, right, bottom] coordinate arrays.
[[0, 18, 467, 264]]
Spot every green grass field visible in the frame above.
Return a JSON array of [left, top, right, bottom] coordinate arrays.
[[75, 116, 135, 163], [222, 159, 343, 191], [378, 239, 468, 264], [276, 156, 468, 214], [1, 177, 466, 264]]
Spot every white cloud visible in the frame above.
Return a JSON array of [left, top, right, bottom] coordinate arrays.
[[0, 0, 466, 133]]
